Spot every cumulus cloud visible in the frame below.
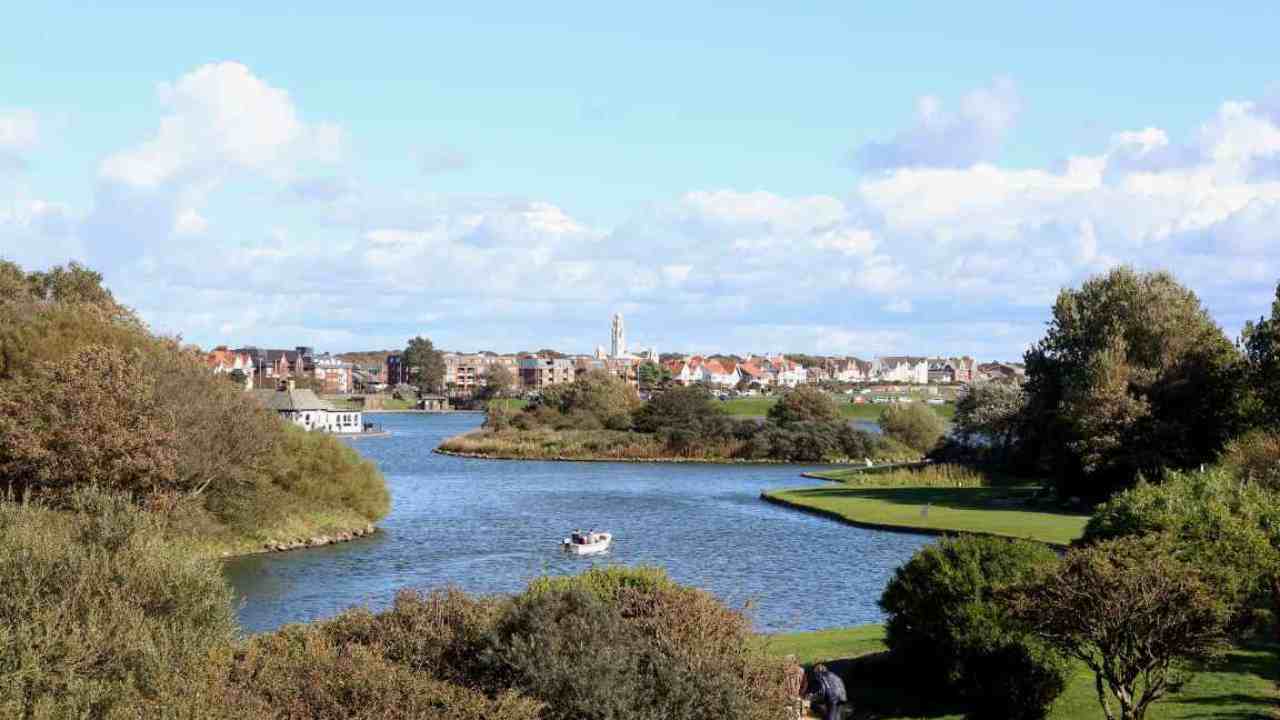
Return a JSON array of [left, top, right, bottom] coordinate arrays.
[[0, 109, 39, 172], [853, 77, 1021, 171]]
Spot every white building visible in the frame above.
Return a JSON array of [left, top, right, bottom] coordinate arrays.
[[610, 313, 626, 358], [251, 382, 364, 434], [872, 356, 930, 384]]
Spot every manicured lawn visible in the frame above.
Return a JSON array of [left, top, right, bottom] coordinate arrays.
[[764, 486, 1089, 547], [765, 625, 1280, 719]]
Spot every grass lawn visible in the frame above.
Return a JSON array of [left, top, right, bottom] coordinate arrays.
[[764, 486, 1089, 547], [764, 625, 1279, 719], [488, 398, 529, 411]]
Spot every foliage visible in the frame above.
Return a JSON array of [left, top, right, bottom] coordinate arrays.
[[953, 382, 1026, 454], [1081, 468, 1280, 630], [477, 363, 514, 400], [537, 369, 639, 430], [879, 536, 1066, 719], [1004, 535, 1230, 720], [636, 360, 671, 388], [767, 385, 839, 425], [1221, 428, 1280, 490], [821, 463, 991, 488], [1022, 267, 1244, 499], [879, 402, 948, 453], [402, 336, 445, 393], [632, 384, 728, 435], [482, 566, 788, 720], [0, 489, 238, 718], [0, 344, 180, 502], [1241, 279, 1280, 427]]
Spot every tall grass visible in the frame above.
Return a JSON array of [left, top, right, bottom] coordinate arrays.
[[824, 463, 992, 487]]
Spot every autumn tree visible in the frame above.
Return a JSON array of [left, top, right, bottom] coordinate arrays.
[[1004, 536, 1229, 720], [538, 370, 639, 430], [479, 363, 515, 400], [1241, 279, 1280, 426], [1022, 267, 1244, 499], [767, 385, 839, 426], [0, 344, 179, 501]]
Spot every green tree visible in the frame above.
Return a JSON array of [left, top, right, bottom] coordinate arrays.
[[1241, 279, 1280, 426], [479, 363, 515, 400], [953, 381, 1026, 455], [402, 336, 445, 393], [1023, 267, 1244, 499], [539, 370, 638, 430], [878, 402, 947, 453], [1004, 536, 1229, 720], [767, 385, 838, 425], [636, 361, 671, 389]]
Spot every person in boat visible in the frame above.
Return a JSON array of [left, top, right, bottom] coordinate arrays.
[[809, 664, 846, 720]]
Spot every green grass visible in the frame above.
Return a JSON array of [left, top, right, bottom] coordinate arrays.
[[763, 625, 1280, 719], [764, 486, 1089, 547], [811, 464, 1032, 488], [720, 396, 954, 421], [488, 398, 529, 411]]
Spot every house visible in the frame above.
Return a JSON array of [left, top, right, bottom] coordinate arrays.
[[927, 359, 956, 384], [834, 357, 873, 383], [738, 360, 771, 388], [873, 356, 929, 384], [205, 346, 256, 389], [251, 380, 363, 433], [665, 356, 742, 387], [235, 346, 314, 383], [765, 356, 807, 388], [312, 354, 354, 394]]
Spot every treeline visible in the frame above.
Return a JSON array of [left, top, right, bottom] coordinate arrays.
[[483, 375, 922, 463], [946, 267, 1280, 501], [0, 260, 389, 553]]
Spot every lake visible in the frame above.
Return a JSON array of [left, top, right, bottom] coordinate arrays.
[[224, 413, 932, 635]]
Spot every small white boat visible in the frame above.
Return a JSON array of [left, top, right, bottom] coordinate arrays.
[[562, 529, 612, 555]]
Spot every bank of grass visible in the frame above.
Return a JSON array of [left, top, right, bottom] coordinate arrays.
[[764, 485, 1089, 547], [438, 427, 921, 464], [764, 625, 1280, 719], [722, 396, 955, 421]]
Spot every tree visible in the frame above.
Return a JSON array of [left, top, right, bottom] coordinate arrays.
[[1241, 279, 1280, 427], [0, 344, 180, 501], [953, 382, 1026, 455], [767, 385, 838, 425], [1022, 267, 1244, 499], [879, 402, 947, 453], [1004, 536, 1229, 720], [633, 385, 726, 435], [538, 370, 639, 430], [636, 361, 671, 389], [402, 336, 445, 393], [479, 364, 515, 400]]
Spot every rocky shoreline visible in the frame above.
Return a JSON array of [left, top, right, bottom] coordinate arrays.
[[226, 524, 379, 557]]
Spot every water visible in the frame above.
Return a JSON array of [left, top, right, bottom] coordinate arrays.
[[224, 413, 932, 635]]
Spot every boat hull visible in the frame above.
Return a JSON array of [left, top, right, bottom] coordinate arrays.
[[562, 534, 611, 555]]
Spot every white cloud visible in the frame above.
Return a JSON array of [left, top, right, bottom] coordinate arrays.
[[0, 109, 38, 150], [173, 208, 208, 235], [854, 77, 1021, 170], [99, 62, 341, 188]]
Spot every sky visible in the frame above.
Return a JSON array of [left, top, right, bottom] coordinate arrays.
[[3, 2, 1280, 360]]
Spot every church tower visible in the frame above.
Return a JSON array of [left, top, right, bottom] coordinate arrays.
[[610, 313, 626, 358]]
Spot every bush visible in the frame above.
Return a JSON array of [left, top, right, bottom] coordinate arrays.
[[487, 567, 788, 720], [1221, 429, 1280, 490], [879, 536, 1065, 719], [767, 386, 838, 425], [879, 403, 948, 453], [0, 489, 237, 717], [1082, 468, 1280, 630]]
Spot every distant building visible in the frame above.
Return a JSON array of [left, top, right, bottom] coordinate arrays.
[[873, 356, 929, 384], [205, 346, 256, 389], [251, 380, 363, 433], [386, 353, 410, 385], [611, 313, 626, 358], [518, 356, 576, 390], [313, 354, 354, 394]]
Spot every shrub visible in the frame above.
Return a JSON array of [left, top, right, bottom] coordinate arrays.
[[486, 566, 788, 720], [1221, 429, 1280, 490], [633, 384, 725, 434], [1082, 468, 1280, 630], [0, 489, 237, 717], [879, 536, 1065, 719], [879, 403, 948, 453], [767, 386, 838, 425]]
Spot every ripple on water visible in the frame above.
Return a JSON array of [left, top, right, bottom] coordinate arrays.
[[223, 413, 933, 634]]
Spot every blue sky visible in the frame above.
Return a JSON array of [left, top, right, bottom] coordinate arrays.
[[4, 2, 1280, 359]]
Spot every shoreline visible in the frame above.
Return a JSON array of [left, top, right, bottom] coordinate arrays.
[[432, 446, 841, 465], [218, 523, 381, 559]]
